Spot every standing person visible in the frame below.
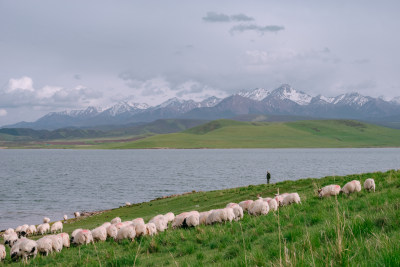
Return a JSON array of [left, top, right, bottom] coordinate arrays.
[[266, 171, 271, 184]]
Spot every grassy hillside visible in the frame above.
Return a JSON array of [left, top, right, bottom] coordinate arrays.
[[103, 119, 400, 149], [1, 170, 400, 266]]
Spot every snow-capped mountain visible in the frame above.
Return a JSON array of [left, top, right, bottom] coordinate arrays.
[[332, 92, 371, 107], [51, 106, 103, 118], [199, 96, 222, 107], [391, 96, 400, 105], [265, 84, 312, 105], [102, 101, 149, 116], [237, 88, 271, 101]]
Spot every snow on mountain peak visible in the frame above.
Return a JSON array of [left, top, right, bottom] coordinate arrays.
[[391, 96, 400, 105], [333, 92, 370, 106], [237, 88, 271, 101], [272, 84, 312, 105], [105, 101, 149, 116], [55, 106, 103, 117]]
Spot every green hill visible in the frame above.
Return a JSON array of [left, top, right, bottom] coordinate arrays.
[[104, 119, 400, 149]]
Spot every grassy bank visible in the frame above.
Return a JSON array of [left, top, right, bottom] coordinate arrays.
[[102, 119, 400, 149], [2, 169, 400, 266]]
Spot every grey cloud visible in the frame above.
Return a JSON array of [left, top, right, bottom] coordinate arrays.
[[230, 24, 285, 35], [202, 12, 254, 23], [354, 58, 370, 64], [74, 74, 81, 80]]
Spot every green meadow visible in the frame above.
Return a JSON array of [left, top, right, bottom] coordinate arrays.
[[102, 119, 400, 149], [2, 170, 400, 266]]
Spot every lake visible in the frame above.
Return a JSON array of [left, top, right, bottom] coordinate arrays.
[[1, 148, 399, 230]]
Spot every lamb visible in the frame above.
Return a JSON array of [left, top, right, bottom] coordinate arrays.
[[226, 203, 244, 220], [318, 185, 341, 198], [340, 180, 362, 195], [164, 212, 175, 223], [73, 229, 94, 245], [70, 228, 83, 243], [26, 225, 37, 236], [149, 215, 168, 232], [238, 200, 254, 212], [116, 225, 136, 242], [0, 244, 6, 261], [248, 198, 269, 216], [11, 238, 37, 262], [4, 232, 18, 247], [106, 225, 118, 239], [266, 198, 278, 212], [145, 223, 157, 236], [37, 223, 50, 235], [91, 226, 107, 242], [364, 178, 376, 192], [51, 221, 63, 234], [43, 217, 50, 223], [199, 211, 213, 225], [48, 235, 63, 252], [57, 233, 70, 248], [282, 193, 301, 206], [74, 212, 80, 218], [111, 217, 122, 224], [36, 237, 53, 256], [63, 215, 68, 221]]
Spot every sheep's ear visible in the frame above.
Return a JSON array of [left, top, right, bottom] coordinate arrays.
[[31, 247, 36, 253], [317, 189, 322, 193]]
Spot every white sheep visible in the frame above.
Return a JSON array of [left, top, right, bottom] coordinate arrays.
[[74, 212, 80, 218], [15, 225, 22, 234], [48, 235, 63, 253], [51, 221, 63, 234], [199, 211, 213, 225], [318, 185, 341, 198], [131, 218, 145, 226], [172, 211, 200, 228], [102, 222, 111, 228], [164, 212, 175, 223], [226, 203, 244, 220], [125, 202, 131, 206], [111, 217, 122, 224], [73, 229, 94, 245], [263, 197, 272, 202], [185, 214, 200, 227], [18, 224, 29, 237], [134, 223, 147, 237], [57, 233, 70, 248], [5, 228, 15, 235], [4, 232, 18, 247], [0, 244, 6, 261], [26, 225, 37, 236], [206, 208, 235, 224], [145, 223, 157, 236], [37, 223, 50, 235], [70, 228, 83, 243], [113, 221, 132, 230], [11, 238, 37, 262], [43, 217, 50, 224], [10, 238, 25, 260], [267, 198, 278, 212], [116, 225, 136, 242], [282, 193, 301, 206], [149, 215, 168, 232], [91, 226, 107, 242], [274, 193, 290, 206], [248, 198, 270, 216], [106, 225, 118, 239], [36, 237, 53, 256], [364, 178, 375, 192], [63, 215, 68, 221], [238, 200, 254, 212], [341, 180, 362, 195]]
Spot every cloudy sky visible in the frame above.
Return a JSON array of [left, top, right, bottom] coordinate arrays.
[[1, 0, 399, 125]]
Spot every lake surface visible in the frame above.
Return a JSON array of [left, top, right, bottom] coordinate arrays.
[[1, 148, 399, 230]]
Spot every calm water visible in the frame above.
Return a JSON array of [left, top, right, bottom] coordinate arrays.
[[1, 148, 399, 230]]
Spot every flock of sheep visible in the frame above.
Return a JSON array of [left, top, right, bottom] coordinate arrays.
[[0, 177, 375, 263]]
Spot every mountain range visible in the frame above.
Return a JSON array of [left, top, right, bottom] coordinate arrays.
[[4, 84, 400, 130]]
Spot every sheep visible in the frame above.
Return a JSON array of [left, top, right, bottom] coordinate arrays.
[[102, 222, 111, 228], [91, 226, 107, 242], [341, 180, 362, 195], [125, 202, 131, 206], [134, 223, 147, 237], [57, 233, 70, 248], [70, 228, 83, 243], [113, 221, 132, 230], [5, 228, 15, 235], [26, 225, 37, 236], [131, 218, 145, 226], [73, 229, 94, 245], [145, 223, 157, 236], [4, 232, 18, 247], [18, 224, 29, 237], [238, 200, 254, 212], [36, 237, 53, 256], [282, 193, 301, 206], [116, 225, 136, 242], [199, 211, 213, 225], [51, 221, 63, 234], [74, 212, 80, 218], [43, 217, 50, 223], [248, 198, 270, 216], [164, 212, 175, 223], [318, 185, 341, 198], [63, 215, 68, 221], [206, 208, 235, 224], [111, 217, 122, 224], [37, 223, 50, 235], [274, 193, 290, 206], [0, 244, 6, 261], [263, 197, 272, 202], [48, 235, 63, 253], [267, 198, 278, 212], [11, 238, 37, 262], [106, 225, 118, 239], [185, 214, 200, 227], [15, 225, 22, 235], [149, 215, 168, 232], [226, 203, 244, 220], [364, 178, 376, 192], [172, 211, 200, 228]]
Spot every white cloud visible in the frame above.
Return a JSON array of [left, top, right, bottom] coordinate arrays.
[[7, 76, 34, 92], [36, 85, 62, 99], [0, 109, 7, 117]]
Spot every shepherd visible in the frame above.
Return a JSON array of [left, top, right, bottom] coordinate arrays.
[[266, 171, 271, 184]]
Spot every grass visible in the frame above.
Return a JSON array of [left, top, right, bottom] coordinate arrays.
[[1, 169, 400, 266], [100, 119, 400, 149]]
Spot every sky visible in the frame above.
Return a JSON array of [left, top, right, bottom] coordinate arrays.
[[0, 0, 400, 125]]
